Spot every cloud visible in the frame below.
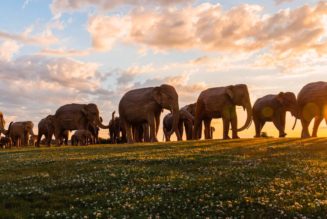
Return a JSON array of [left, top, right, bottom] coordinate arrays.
[[38, 48, 91, 57], [87, 16, 130, 51], [51, 0, 192, 15], [275, 0, 294, 5], [0, 55, 114, 127], [86, 2, 327, 62], [0, 29, 58, 46], [0, 40, 21, 61]]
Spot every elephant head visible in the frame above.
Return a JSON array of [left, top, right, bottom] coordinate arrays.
[[82, 103, 109, 129], [180, 109, 194, 123], [226, 84, 252, 132], [152, 84, 180, 135], [276, 92, 298, 129]]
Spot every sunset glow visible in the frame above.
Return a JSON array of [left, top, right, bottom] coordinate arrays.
[[0, 0, 326, 139]]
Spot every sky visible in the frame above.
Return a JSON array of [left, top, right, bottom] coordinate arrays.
[[0, 0, 327, 139]]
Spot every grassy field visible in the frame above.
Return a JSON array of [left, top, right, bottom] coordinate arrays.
[[0, 138, 326, 218]]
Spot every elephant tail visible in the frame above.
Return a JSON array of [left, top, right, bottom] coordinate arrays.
[[292, 117, 298, 130], [6, 122, 13, 136]]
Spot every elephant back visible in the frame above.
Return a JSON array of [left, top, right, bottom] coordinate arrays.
[[55, 104, 86, 115], [298, 81, 327, 105]]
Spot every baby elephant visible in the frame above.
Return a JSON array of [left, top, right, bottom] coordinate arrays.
[[71, 130, 92, 146], [0, 136, 12, 148], [253, 92, 298, 138], [163, 108, 194, 141]]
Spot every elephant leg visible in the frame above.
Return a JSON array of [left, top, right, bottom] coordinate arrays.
[[123, 120, 134, 144], [254, 117, 262, 138], [184, 121, 192, 140], [178, 122, 184, 141], [280, 112, 286, 137], [301, 117, 311, 138], [273, 115, 286, 138], [198, 122, 202, 140], [193, 115, 203, 140], [155, 113, 161, 136], [144, 124, 150, 142], [164, 127, 170, 142], [230, 109, 240, 139], [36, 133, 42, 147], [312, 116, 323, 137], [46, 132, 52, 147], [148, 115, 158, 142], [175, 124, 182, 141], [222, 117, 231, 140], [204, 119, 211, 139]]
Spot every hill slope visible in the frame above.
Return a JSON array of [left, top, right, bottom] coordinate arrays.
[[0, 138, 326, 218]]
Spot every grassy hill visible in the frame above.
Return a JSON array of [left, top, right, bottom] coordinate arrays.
[[0, 138, 326, 218]]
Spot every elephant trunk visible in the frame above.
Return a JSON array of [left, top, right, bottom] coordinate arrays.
[[292, 117, 297, 130], [168, 106, 180, 136], [96, 117, 110, 129], [1, 122, 13, 136], [183, 110, 194, 123], [237, 103, 252, 132]]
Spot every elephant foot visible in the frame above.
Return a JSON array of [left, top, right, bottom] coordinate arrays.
[[151, 138, 158, 143], [223, 136, 231, 140], [279, 133, 287, 138], [254, 135, 261, 138], [232, 135, 240, 139], [312, 134, 318, 138]]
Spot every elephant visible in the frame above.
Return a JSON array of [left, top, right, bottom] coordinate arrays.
[[71, 130, 92, 146], [36, 115, 55, 147], [119, 84, 180, 143], [88, 122, 100, 144], [180, 103, 198, 140], [29, 135, 38, 146], [6, 121, 35, 147], [0, 136, 12, 148], [53, 103, 109, 146], [253, 92, 298, 138], [297, 81, 327, 138], [193, 84, 252, 140], [109, 111, 126, 144], [163, 108, 194, 141]]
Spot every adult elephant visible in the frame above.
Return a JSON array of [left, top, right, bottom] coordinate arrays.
[[193, 84, 252, 140], [163, 108, 194, 141], [253, 92, 298, 138], [53, 103, 109, 146], [119, 84, 180, 143], [297, 81, 327, 138], [36, 115, 55, 147]]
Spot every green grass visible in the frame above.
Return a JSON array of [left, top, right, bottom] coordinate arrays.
[[0, 138, 326, 218]]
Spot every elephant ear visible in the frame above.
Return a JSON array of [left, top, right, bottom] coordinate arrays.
[[226, 86, 234, 102], [152, 87, 162, 105], [81, 106, 88, 116], [276, 92, 285, 105]]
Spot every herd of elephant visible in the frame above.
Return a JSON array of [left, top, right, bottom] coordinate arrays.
[[0, 81, 326, 148]]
